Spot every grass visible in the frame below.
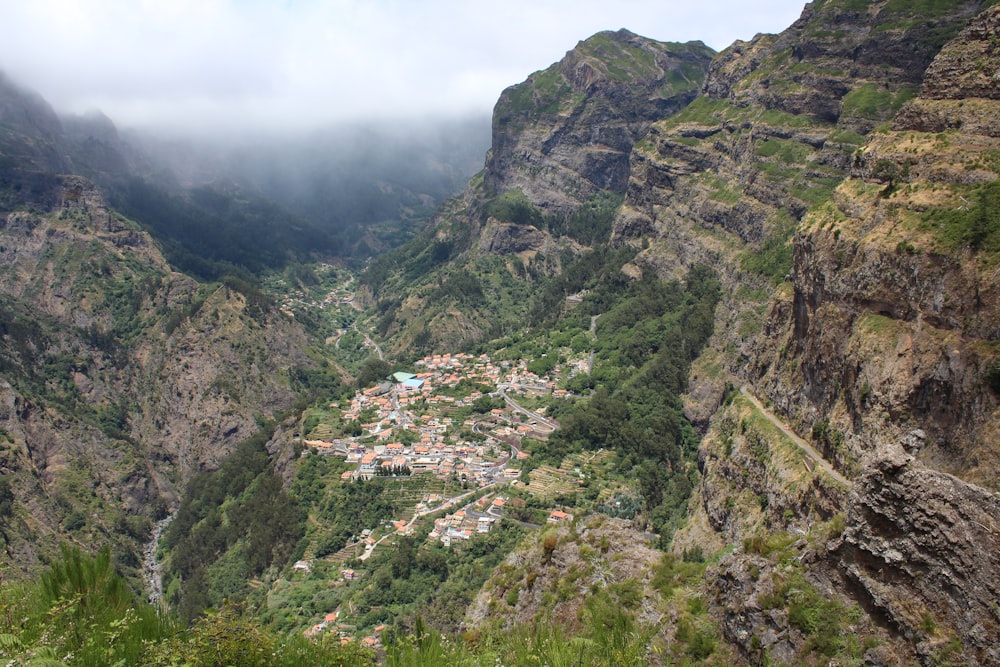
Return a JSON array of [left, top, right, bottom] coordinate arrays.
[[731, 393, 815, 491], [828, 129, 868, 146], [696, 172, 742, 205], [791, 176, 841, 207], [667, 97, 742, 126], [740, 211, 796, 284], [755, 138, 813, 164], [842, 84, 919, 120], [919, 179, 1000, 254], [758, 107, 824, 129], [501, 66, 574, 118]]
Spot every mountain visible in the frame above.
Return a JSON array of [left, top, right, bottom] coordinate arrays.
[[364, 0, 1000, 663], [0, 75, 330, 578], [3, 1, 1000, 663], [0, 71, 71, 209], [486, 30, 715, 214], [360, 32, 716, 353], [0, 175, 319, 576]]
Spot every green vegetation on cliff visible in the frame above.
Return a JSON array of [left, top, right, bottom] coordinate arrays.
[[162, 423, 305, 622]]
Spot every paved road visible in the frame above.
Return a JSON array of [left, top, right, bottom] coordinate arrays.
[[498, 387, 557, 430], [359, 486, 492, 560], [353, 322, 383, 360], [740, 386, 851, 487]]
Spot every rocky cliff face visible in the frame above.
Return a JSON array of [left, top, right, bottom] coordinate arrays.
[[754, 2, 1000, 487], [834, 440, 1000, 665], [614, 0, 987, 257], [613, 0, 997, 477], [663, 4, 1000, 664], [486, 30, 714, 216]]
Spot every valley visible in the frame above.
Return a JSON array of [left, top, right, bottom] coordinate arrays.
[[2, 1, 1000, 665]]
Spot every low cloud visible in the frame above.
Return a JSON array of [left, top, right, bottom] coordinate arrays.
[[0, 0, 805, 135]]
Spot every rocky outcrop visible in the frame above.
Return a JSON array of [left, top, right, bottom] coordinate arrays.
[[487, 31, 714, 216], [480, 219, 547, 255], [834, 441, 1000, 665], [921, 5, 1000, 101], [467, 517, 662, 634]]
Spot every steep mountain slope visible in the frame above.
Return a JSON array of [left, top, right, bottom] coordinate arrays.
[[662, 3, 1000, 664], [0, 71, 72, 210], [0, 165, 316, 578], [3, 2, 1000, 662], [755, 1, 1000, 485], [486, 30, 714, 215], [614, 0, 996, 478], [363, 1, 1000, 663], [361, 32, 715, 353]]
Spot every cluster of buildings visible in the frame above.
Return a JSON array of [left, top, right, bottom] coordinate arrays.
[[302, 606, 385, 651], [304, 353, 555, 486], [428, 495, 507, 546]]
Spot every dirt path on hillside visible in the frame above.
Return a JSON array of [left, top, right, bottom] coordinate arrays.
[[740, 386, 851, 487]]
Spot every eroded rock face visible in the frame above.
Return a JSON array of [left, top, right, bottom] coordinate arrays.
[[672, 5, 1000, 663], [921, 5, 1000, 101], [615, 0, 989, 257], [835, 444, 1000, 665], [480, 220, 546, 255], [751, 3, 1000, 486], [486, 30, 714, 216]]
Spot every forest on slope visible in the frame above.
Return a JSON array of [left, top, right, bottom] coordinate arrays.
[[3, 1, 1000, 665]]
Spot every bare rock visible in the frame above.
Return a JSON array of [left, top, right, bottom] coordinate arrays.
[[837, 460, 1000, 665], [921, 5, 1000, 101]]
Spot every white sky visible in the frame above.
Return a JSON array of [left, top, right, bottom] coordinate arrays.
[[0, 0, 806, 136]]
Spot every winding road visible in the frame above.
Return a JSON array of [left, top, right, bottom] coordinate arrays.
[[740, 386, 851, 487], [497, 386, 558, 431]]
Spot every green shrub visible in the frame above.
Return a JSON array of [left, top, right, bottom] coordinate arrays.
[[485, 189, 544, 227]]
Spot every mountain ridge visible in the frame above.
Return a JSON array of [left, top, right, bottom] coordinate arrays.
[[2, 1, 1000, 663]]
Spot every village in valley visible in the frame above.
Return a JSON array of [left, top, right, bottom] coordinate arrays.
[[264, 266, 597, 645], [300, 351, 578, 540], [289, 351, 585, 645]]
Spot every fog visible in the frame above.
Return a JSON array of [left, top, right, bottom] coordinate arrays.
[[1, 0, 806, 138]]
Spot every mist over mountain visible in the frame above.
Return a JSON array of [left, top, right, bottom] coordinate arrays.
[[3, 1, 1000, 665], [125, 116, 491, 255], [2, 67, 491, 276]]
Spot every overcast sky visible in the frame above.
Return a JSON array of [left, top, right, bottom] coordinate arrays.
[[0, 0, 806, 136]]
